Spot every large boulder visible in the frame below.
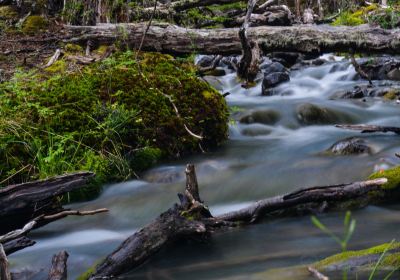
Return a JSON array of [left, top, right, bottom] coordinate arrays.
[[239, 109, 280, 125], [326, 137, 372, 155], [358, 57, 400, 81], [261, 72, 290, 96], [296, 103, 356, 125]]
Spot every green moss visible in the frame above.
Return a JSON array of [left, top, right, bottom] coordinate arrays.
[[0, 51, 228, 189], [0, 6, 18, 20], [369, 166, 400, 190], [383, 90, 399, 100], [76, 259, 104, 280], [45, 60, 67, 74], [64, 43, 83, 53], [332, 11, 365, 26], [315, 242, 400, 268], [22, 16, 48, 34]]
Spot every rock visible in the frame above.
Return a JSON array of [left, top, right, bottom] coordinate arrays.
[[220, 56, 239, 70], [261, 61, 287, 75], [143, 166, 184, 184], [358, 57, 400, 80], [326, 137, 371, 155], [387, 68, 400, 81], [197, 55, 216, 68], [202, 76, 224, 91], [264, 9, 292, 26], [270, 52, 301, 68], [261, 72, 290, 96], [203, 68, 226, 77], [239, 109, 280, 125], [296, 103, 355, 125], [332, 85, 400, 99], [241, 125, 272, 136]]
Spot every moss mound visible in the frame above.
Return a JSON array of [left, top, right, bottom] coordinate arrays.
[[0, 51, 228, 190], [369, 166, 400, 190], [22, 15, 48, 34]]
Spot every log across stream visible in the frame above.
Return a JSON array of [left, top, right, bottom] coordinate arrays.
[[8, 55, 400, 279]]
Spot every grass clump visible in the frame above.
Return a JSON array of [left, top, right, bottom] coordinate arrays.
[[0, 51, 228, 193], [332, 4, 378, 26]]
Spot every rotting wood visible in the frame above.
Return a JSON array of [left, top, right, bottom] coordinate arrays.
[[60, 23, 400, 56], [86, 164, 390, 278], [3, 237, 36, 256], [335, 124, 400, 135], [237, 0, 261, 83], [0, 244, 11, 280], [0, 172, 95, 234], [47, 251, 69, 280]]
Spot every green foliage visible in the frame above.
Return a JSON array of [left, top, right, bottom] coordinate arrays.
[[332, 11, 366, 26], [311, 211, 356, 252], [22, 15, 48, 34], [369, 7, 400, 29], [0, 52, 228, 193], [369, 166, 400, 190], [0, 6, 18, 20]]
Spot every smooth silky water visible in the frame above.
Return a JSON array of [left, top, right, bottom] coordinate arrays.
[[10, 56, 400, 279]]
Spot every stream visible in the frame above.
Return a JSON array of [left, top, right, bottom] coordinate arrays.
[[10, 55, 400, 279]]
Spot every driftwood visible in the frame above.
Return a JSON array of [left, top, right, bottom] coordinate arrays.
[[237, 0, 261, 83], [87, 164, 391, 278], [336, 124, 400, 135], [0, 172, 94, 234], [61, 23, 400, 55], [3, 237, 36, 256], [0, 244, 11, 280], [47, 251, 69, 280], [308, 266, 329, 280]]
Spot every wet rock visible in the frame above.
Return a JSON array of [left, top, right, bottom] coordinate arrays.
[[203, 68, 226, 77], [202, 76, 224, 91], [332, 85, 400, 99], [261, 72, 290, 96], [358, 57, 400, 81], [261, 61, 287, 75], [220, 56, 239, 70], [264, 9, 292, 26], [296, 103, 355, 125], [143, 166, 184, 184], [197, 55, 216, 68], [270, 52, 300, 68], [326, 137, 371, 155], [239, 109, 280, 125], [241, 125, 272, 136]]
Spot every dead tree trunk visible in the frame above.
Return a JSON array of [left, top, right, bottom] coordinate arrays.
[[60, 23, 400, 55], [47, 251, 69, 280], [2, 237, 35, 256], [86, 164, 391, 278], [237, 0, 261, 83], [0, 172, 94, 234], [0, 244, 11, 280]]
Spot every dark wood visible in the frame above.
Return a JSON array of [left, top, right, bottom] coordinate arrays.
[[0, 172, 94, 234], [0, 244, 11, 280], [47, 251, 69, 280], [86, 164, 390, 278], [237, 0, 261, 83], [61, 23, 400, 55], [336, 124, 400, 135], [3, 237, 36, 256]]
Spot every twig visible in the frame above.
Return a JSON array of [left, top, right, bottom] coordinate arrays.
[[41, 208, 109, 221], [308, 266, 329, 280], [135, 0, 158, 61]]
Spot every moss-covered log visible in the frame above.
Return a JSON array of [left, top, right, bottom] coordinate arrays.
[[62, 23, 400, 55]]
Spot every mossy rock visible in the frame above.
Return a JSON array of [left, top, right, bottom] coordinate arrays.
[[369, 166, 400, 190], [0, 51, 228, 189], [22, 15, 48, 34], [239, 109, 280, 125], [296, 103, 356, 125], [0, 6, 18, 20], [64, 43, 84, 53]]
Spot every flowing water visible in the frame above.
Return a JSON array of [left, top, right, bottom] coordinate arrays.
[[10, 56, 400, 279]]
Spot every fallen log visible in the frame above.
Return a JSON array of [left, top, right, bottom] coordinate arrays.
[[61, 23, 400, 55], [0, 172, 95, 234], [335, 124, 400, 135], [86, 164, 391, 278], [3, 237, 36, 256], [47, 251, 69, 280]]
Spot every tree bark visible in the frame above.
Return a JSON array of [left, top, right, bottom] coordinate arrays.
[[86, 164, 391, 278], [47, 251, 69, 280], [61, 23, 400, 55], [0, 244, 11, 280], [0, 172, 94, 234], [2, 237, 36, 256]]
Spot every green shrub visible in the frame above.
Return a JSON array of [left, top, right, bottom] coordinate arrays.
[[0, 51, 228, 192]]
